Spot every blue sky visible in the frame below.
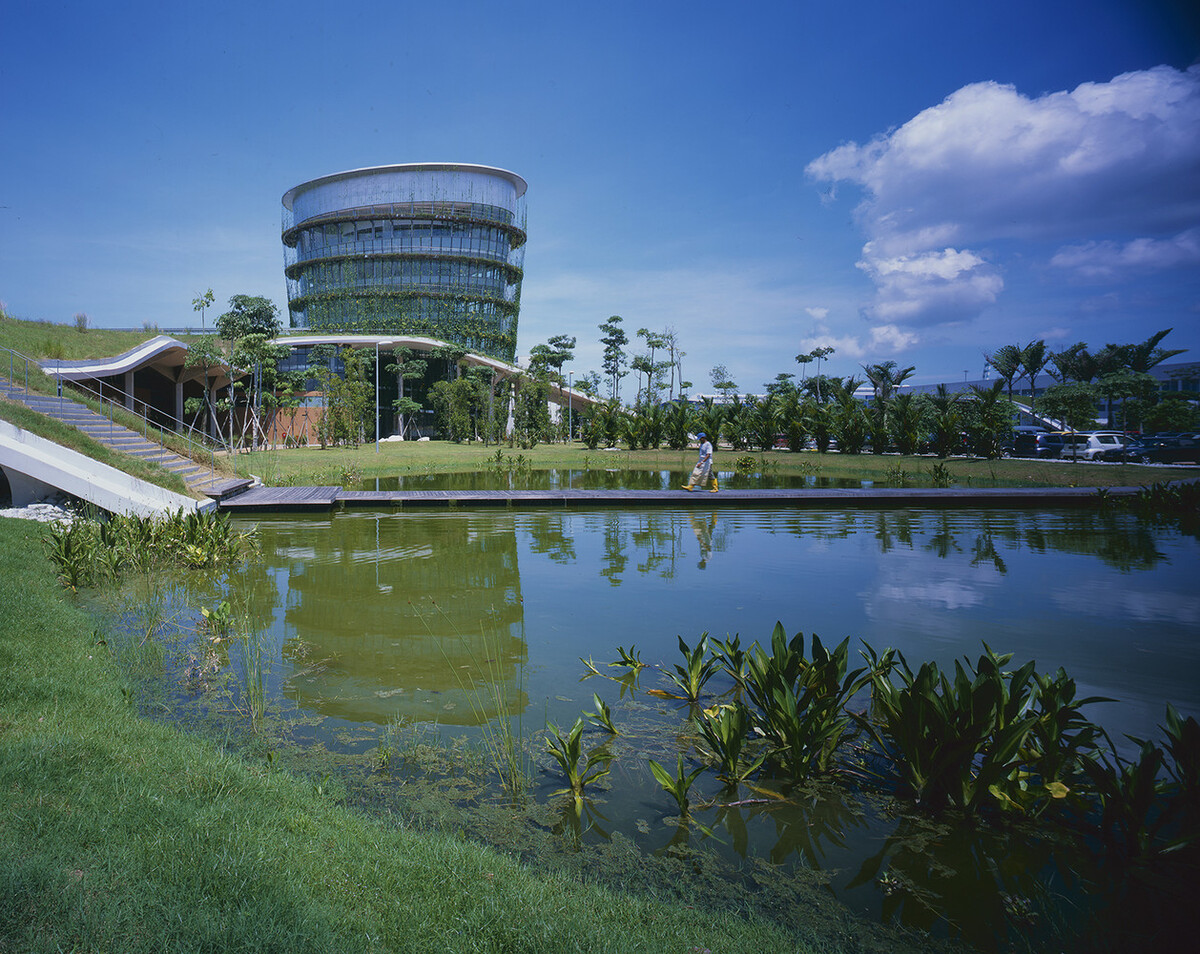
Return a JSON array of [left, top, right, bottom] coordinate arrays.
[[2, 0, 1197, 389]]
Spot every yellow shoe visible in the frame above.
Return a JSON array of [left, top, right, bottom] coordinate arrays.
[[681, 483, 694, 491], [710, 479, 719, 493]]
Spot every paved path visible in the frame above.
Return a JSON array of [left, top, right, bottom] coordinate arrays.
[[217, 484, 1138, 512]]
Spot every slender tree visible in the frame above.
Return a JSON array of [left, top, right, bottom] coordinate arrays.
[[386, 347, 428, 439], [809, 347, 835, 403], [599, 315, 629, 402], [184, 334, 225, 442], [192, 288, 215, 330]]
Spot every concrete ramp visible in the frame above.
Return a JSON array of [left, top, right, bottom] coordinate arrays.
[[0, 420, 211, 517]]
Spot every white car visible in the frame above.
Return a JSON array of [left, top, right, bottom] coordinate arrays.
[[1079, 432, 1125, 460]]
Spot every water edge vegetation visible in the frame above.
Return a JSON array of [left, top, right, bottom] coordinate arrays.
[[0, 515, 894, 954]]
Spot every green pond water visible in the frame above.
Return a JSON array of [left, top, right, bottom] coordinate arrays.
[[351, 465, 962, 492], [108, 500, 1200, 951]]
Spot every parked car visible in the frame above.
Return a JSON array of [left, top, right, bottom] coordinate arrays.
[[1078, 431, 1126, 460], [1008, 427, 1047, 457], [1104, 434, 1200, 464], [1034, 432, 1090, 459]]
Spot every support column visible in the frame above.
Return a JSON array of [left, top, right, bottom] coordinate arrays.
[[124, 370, 135, 410]]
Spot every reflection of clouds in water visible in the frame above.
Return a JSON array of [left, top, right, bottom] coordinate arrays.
[[1052, 580, 1200, 625], [874, 580, 984, 610]]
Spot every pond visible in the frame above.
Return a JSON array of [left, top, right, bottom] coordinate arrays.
[[106, 503, 1200, 952], [351, 464, 963, 492]]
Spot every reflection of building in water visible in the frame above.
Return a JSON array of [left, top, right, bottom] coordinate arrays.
[[252, 513, 526, 725]]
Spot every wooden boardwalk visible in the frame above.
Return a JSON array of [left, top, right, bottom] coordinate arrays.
[[219, 486, 344, 510], [218, 485, 1129, 512]]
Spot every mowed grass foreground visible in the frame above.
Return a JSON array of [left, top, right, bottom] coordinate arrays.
[[0, 517, 850, 954], [238, 439, 1197, 490]]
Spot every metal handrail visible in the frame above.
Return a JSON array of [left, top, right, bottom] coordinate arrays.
[[62, 377, 232, 479], [2, 345, 36, 395], [1, 345, 232, 481]]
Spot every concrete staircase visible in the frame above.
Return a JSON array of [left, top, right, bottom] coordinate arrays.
[[0, 378, 245, 500]]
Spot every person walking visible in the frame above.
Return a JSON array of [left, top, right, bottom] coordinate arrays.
[[682, 432, 718, 492]]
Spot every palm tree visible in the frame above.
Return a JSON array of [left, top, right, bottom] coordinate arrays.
[[1126, 328, 1186, 373], [862, 360, 916, 404], [693, 398, 725, 448], [986, 345, 1022, 402], [967, 381, 1011, 459], [887, 392, 924, 455], [929, 384, 963, 458], [1020, 340, 1049, 407], [862, 361, 916, 454], [1048, 342, 1098, 384], [780, 389, 809, 451], [748, 395, 781, 452]]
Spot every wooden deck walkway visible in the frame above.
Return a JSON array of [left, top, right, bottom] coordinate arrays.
[[217, 485, 1128, 512]]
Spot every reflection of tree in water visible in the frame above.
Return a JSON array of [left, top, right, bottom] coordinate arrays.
[[969, 530, 1007, 574], [872, 512, 915, 554], [524, 513, 576, 564], [981, 510, 1167, 573], [588, 511, 730, 581], [632, 512, 688, 577], [923, 513, 962, 560], [600, 514, 627, 586], [854, 509, 1168, 573], [251, 514, 526, 726]]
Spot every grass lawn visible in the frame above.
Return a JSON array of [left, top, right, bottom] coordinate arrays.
[[237, 439, 1198, 490], [2, 516, 888, 954], [0, 312, 170, 361], [6, 310, 1193, 493]]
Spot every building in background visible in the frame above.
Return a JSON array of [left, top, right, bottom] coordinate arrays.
[[281, 163, 527, 363]]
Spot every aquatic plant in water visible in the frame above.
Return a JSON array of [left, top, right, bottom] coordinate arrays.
[[544, 718, 612, 810], [662, 633, 721, 703], [857, 644, 1048, 812], [695, 702, 762, 784], [43, 509, 256, 590], [611, 644, 646, 670], [585, 693, 618, 735], [743, 625, 868, 781], [648, 754, 704, 818]]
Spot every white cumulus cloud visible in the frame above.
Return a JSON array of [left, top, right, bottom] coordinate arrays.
[[807, 64, 1200, 327]]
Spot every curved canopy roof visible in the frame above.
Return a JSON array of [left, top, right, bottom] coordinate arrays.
[[279, 334, 598, 410], [40, 335, 236, 389]]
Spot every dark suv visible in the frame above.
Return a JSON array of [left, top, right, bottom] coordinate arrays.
[[1009, 428, 1046, 457]]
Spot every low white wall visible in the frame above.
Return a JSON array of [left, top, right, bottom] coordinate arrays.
[[0, 420, 206, 517]]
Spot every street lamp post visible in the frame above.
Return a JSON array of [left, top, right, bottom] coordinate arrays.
[[567, 370, 573, 444], [376, 339, 395, 453]]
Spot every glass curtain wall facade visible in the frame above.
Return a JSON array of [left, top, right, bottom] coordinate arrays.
[[282, 164, 527, 362]]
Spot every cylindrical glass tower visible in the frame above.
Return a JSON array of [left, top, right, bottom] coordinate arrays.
[[282, 163, 527, 361]]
